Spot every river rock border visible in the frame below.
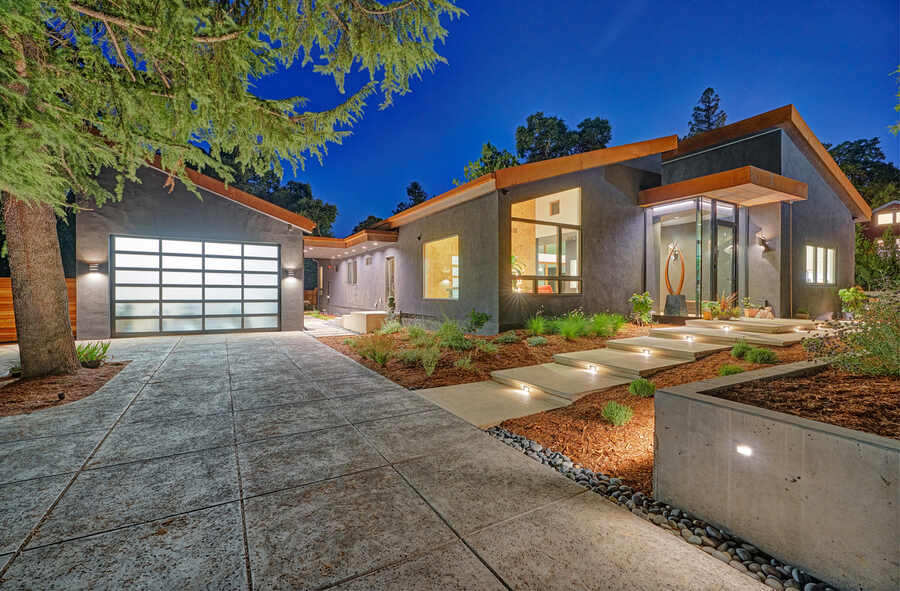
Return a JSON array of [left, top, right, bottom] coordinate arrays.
[[486, 426, 836, 591]]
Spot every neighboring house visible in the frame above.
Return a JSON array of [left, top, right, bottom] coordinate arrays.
[[310, 105, 870, 331], [76, 164, 315, 339], [861, 200, 900, 254]]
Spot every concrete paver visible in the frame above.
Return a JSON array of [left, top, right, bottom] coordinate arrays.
[[491, 362, 632, 399], [417, 380, 568, 427]]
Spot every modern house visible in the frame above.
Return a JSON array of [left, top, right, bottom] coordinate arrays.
[[861, 200, 900, 253], [72, 104, 870, 338], [310, 105, 870, 332]]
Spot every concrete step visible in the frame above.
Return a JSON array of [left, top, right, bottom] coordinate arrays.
[[605, 336, 730, 360], [417, 380, 570, 428], [685, 318, 814, 334], [649, 326, 805, 347], [490, 363, 631, 402], [552, 348, 688, 378]]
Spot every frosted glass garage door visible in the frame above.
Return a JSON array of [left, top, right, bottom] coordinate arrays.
[[111, 236, 280, 335]]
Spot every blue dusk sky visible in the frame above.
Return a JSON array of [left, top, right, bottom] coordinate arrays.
[[252, 0, 899, 237]]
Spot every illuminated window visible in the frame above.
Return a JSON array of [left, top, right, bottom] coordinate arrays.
[[423, 236, 459, 299], [346, 260, 357, 284], [806, 245, 835, 285], [511, 188, 581, 294], [876, 212, 894, 225]]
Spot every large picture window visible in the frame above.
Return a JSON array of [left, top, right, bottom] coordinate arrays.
[[805, 245, 835, 285], [423, 235, 459, 299], [510, 188, 581, 294]]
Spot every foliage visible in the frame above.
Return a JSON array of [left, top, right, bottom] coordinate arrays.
[[526, 313, 548, 336], [474, 339, 499, 356], [419, 346, 441, 376], [628, 377, 656, 398], [731, 339, 752, 359], [601, 401, 633, 426], [453, 354, 476, 372], [628, 292, 654, 325], [838, 285, 867, 316], [744, 347, 779, 364], [465, 308, 491, 333], [397, 348, 423, 365], [351, 214, 385, 233], [804, 286, 899, 376], [526, 336, 547, 347], [406, 325, 433, 347], [515, 112, 612, 163], [589, 312, 625, 337], [493, 331, 521, 344], [718, 364, 745, 376], [76, 341, 110, 365], [557, 309, 589, 340], [825, 138, 900, 208], [436, 319, 473, 350], [353, 334, 394, 367], [462, 142, 519, 182], [854, 227, 900, 289], [393, 181, 430, 214], [740, 296, 754, 309], [378, 319, 403, 335], [687, 88, 727, 137]]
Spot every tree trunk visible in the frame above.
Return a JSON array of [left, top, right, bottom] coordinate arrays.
[[2, 194, 79, 377]]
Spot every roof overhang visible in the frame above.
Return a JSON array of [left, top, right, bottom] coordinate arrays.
[[663, 105, 871, 221], [372, 175, 496, 230], [304, 229, 398, 259], [639, 166, 808, 208]]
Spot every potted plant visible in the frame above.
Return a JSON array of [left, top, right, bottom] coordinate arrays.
[[741, 297, 758, 318], [838, 285, 866, 319], [795, 307, 810, 320], [702, 301, 718, 320]]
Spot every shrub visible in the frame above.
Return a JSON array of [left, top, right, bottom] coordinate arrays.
[[628, 377, 655, 398], [589, 312, 625, 337], [397, 348, 423, 365], [838, 285, 867, 317], [436, 319, 474, 350], [454, 354, 476, 372], [474, 339, 499, 356], [420, 346, 441, 376], [745, 347, 779, 364], [493, 331, 521, 344], [718, 364, 745, 376], [378, 319, 403, 334], [406, 325, 433, 347], [355, 334, 394, 366], [76, 341, 110, 367], [730, 339, 752, 359], [466, 309, 491, 333], [602, 401, 633, 426], [526, 336, 547, 347], [526, 313, 547, 336], [557, 309, 589, 341], [628, 292, 654, 325]]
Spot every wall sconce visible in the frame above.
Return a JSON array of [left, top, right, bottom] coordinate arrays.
[[88, 263, 100, 273], [756, 231, 772, 252], [284, 268, 296, 279]]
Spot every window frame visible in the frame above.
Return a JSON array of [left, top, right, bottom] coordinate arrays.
[[805, 244, 836, 286], [510, 191, 583, 295], [346, 260, 357, 285], [876, 212, 896, 225], [422, 234, 460, 300]]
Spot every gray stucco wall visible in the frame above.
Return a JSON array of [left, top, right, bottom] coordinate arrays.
[[75, 166, 305, 339], [499, 164, 658, 330], [662, 129, 783, 183], [318, 244, 401, 316]]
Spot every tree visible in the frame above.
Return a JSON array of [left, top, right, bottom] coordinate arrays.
[[462, 142, 518, 181], [0, 0, 461, 377], [393, 181, 429, 214], [515, 111, 612, 163], [687, 88, 728, 137], [352, 215, 384, 233], [825, 138, 900, 208]]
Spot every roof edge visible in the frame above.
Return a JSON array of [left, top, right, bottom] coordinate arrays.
[[305, 228, 398, 249]]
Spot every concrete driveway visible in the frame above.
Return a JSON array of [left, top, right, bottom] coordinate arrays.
[[0, 332, 762, 590]]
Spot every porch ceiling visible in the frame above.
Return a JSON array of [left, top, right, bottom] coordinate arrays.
[[304, 229, 398, 260], [638, 165, 808, 208]]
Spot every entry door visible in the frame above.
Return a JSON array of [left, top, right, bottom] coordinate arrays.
[[111, 235, 280, 335]]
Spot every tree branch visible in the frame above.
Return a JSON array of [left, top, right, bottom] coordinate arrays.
[[101, 20, 136, 82], [68, 3, 243, 43], [351, 0, 417, 16]]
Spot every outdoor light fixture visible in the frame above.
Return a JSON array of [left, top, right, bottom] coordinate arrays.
[[722, 325, 731, 332], [736, 445, 753, 457], [587, 364, 598, 374], [284, 269, 296, 279], [641, 348, 651, 357], [520, 384, 531, 395], [684, 335, 694, 343], [88, 263, 100, 273], [756, 231, 772, 252]]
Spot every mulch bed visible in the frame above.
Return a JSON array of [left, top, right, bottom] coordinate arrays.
[[711, 367, 900, 440], [317, 323, 653, 389], [500, 344, 810, 494], [0, 362, 128, 417]]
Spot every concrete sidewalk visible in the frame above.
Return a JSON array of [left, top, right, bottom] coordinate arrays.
[[0, 332, 762, 590]]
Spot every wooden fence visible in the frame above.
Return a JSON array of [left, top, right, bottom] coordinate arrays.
[[0, 278, 77, 343], [304, 289, 317, 310]]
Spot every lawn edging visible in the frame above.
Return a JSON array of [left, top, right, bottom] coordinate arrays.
[[654, 361, 899, 591]]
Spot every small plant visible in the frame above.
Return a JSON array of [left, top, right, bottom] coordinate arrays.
[[838, 285, 867, 317], [557, 309, 589, 340], [465, 309, 491, 333], [718, 364, 745, 376], [76, 341, 111, 368], [717, 291, 738, 319], [8, 364, 21, 377], [602, 401, 633, 426], [740, 296, 754, 309], [474, 339, 499, 356], [356, 334, 395, 366], [628, 377, 656, 398], [420, 346, 441, 376], [387, 295, 396, 314], [731, 339, 752, 359], [342, 337, 355, 347], [589, 312, 625, 337], [436, 319, 474, 350], [397, 348, 423, 365], [526, 313, 547, 336], [493, 331, 521, 344], [745, 347, 779, 364], [406, 325, 433, 347], [628, 291, 654, 325], [378, 319, 403, 335], [454, 354, 477, 372], [526, 336, 547, 347]]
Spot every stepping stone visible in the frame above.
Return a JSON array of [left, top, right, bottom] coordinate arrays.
[[685, 318, 812, 334], [649, 326, 804, 346], [417, 381, 569, 428], [552, 349, 687, 378], [605, 336, 729, 360], [490, 363, 631, 401]]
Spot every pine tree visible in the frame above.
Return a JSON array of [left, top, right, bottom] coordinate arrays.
[[687, 88, 728, 137], [393, 181, 429, 214], [463, 142, 518, 181], [0, 0, 461, 377]]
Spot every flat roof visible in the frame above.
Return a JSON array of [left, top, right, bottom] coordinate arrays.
[[304, 228, 398, 259], [639, 166, 808, 208]]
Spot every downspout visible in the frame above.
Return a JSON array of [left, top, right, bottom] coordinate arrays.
[[788, 203, 793, 316]]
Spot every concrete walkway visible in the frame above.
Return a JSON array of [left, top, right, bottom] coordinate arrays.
[[0, 333, 762, 590]]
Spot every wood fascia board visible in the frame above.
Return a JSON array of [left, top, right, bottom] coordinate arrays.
[[637, 165, 808, 207]]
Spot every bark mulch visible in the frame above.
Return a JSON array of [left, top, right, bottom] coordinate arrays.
[[500, 344, 811, 495], [712, 367, 900, 440], [317, 323, 653, 390], [0, 362, 128, 417]]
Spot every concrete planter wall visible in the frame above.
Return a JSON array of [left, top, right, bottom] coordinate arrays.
[[654, 362, 899, 591]]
